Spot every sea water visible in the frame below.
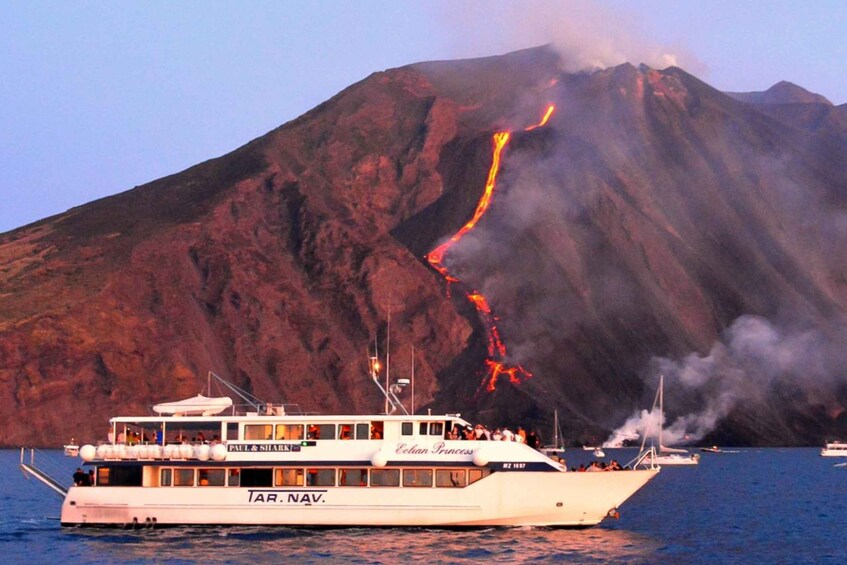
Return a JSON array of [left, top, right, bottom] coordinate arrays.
[[1, 448, 844, 563]]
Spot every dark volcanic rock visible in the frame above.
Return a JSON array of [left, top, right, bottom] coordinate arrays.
[[2, 46, 847, 447]]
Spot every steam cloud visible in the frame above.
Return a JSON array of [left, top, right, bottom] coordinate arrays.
[[435, 0, 704, 73], [604, 315, 847, 447]]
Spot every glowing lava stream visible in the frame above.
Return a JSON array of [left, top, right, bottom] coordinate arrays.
[[427, 104, 555, 392]]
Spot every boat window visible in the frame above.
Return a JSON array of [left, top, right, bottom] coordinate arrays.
[[174, 468, 195, 487], [227, 423, 239, 441], [429, 423, 444, 436], [401, 422, 413, 436], [370, 422, 383, 439], [198, 469, 225, 486], [307, 424, 335, 440], [355, 423, 370, 439], [95, 465, 142, 487], [419, 422, 428, 435], [228, 468, 240, 487], [369, 468, 400, 487], [338, 468, 368, 487], [275, 424, 304, 440], [403, 469, 433, 488], [435, 469, 467, 488], [240, 468, 273, 487], [161, 468, 172, 487], [275, 468, 305, 486], [244, 424, 274, 440], [338, 424, 353, 440], [306, 468, 335, 487], [468, 468, 491, 485]]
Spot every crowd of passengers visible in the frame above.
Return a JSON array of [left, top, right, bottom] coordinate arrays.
[[453, 423, 627, 472], [450, 423, 541, 447], [112, 430, 221, 445]]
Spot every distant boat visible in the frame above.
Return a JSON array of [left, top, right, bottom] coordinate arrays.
[[700, 446, 721, 453], [582, 446, 605, 458], [821, 441, 847, 457], [646, 375, 699, 466], [541, 410, 566, 457], [63, 439, 79, 457]]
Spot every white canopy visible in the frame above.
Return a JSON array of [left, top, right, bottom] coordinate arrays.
[[153, 394, 233, 416]]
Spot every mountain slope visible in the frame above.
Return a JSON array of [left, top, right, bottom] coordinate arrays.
[[2, 46, 847, 446]]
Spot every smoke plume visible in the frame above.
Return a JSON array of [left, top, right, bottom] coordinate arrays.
[[605, 315, 847, 446], [435, 0, 704, 74]]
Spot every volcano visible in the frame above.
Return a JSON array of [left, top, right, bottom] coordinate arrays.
[[2, 46, 847, 447]]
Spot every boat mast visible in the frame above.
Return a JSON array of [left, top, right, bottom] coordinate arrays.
[[658, 374, 664, 450], [553, 410, 559, 448], [385, 303, 391, 416]]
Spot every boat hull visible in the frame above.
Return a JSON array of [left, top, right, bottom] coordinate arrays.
[[60, 468, 658, 528], [654, 454, 699, 466]]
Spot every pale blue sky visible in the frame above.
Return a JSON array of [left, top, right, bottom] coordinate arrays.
[[2, 1, 845, 234]]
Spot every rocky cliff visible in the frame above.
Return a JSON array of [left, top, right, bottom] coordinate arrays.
[[2, 46, 847, 447]]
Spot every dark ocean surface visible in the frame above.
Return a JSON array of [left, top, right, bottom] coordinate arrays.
[[2, 448, 844, 563]]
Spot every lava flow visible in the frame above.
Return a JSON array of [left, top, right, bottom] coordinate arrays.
[[427, 104, 555, 392]]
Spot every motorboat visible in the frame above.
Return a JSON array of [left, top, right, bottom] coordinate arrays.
[[63, 439, 80, 457], [821, 441, 847, 457]]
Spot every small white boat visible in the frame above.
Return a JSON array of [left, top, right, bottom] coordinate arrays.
[[582, 446, 605, 458], [821, 441, 847, 457], [63, 439, 79, 457]]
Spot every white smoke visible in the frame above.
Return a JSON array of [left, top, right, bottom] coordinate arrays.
[[434, 0, 704, 73], [605, 315, 847, 447]]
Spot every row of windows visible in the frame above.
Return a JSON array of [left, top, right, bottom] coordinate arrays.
[[243, 421, 448, 441], [156, 466, 490, 488]]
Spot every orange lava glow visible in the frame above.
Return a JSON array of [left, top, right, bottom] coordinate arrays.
[[426, 104, 555, 392]]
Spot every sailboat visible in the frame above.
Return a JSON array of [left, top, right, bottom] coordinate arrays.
[[644, 375, 699, 466], [541, 410, 566, 457]]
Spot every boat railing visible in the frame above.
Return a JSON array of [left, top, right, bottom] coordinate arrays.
[[628, 446, 659, 470], [19, 447, 70, 497]]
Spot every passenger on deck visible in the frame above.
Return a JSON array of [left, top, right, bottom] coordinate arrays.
[[88, 469, 95, 485], [73, 468, 88, 486]]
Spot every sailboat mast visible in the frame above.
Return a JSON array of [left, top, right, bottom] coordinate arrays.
[[658, 374, 664, 449], [553, 410, 559, 448]]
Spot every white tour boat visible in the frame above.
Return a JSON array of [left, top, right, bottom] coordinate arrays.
[[821, 441, 847, 457], [21, 370, 659, 528]]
